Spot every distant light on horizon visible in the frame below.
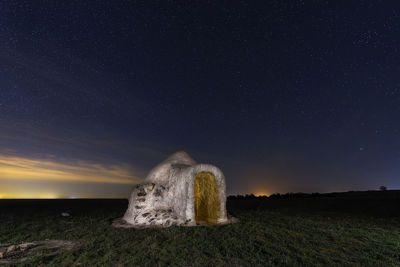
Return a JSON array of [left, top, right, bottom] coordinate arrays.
[[254, 192, 270, 197], [0, 154, 142, 199]]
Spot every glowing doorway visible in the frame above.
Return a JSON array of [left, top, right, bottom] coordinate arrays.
[[194, 171, 220, 224]]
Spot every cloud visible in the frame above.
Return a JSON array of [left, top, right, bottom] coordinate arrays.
[[0, 155, 141, 184]]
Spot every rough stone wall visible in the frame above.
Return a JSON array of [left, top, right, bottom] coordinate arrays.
[[122, 183, 188, 227], [168, 165, 190, 223]]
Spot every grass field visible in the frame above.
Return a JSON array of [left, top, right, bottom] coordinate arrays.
[[1, 191, 400, 266]]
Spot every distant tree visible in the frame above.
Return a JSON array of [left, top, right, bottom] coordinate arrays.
[[269, 193, 281, 199], [311, 192, 321, 198], [379, 185, 387, 191], [244, 194, 256, 199]]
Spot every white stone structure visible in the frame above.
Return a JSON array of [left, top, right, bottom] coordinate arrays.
[[115, 151, 234, 228]]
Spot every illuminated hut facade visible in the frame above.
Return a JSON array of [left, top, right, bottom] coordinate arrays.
[[118, 151, 231, 228]]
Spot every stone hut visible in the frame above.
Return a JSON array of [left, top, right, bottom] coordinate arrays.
[[116, 150, 233, 228]]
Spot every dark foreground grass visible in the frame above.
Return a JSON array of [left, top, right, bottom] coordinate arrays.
[[0, 196, 400, 266]]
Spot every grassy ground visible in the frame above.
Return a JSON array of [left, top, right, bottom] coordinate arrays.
[[0, 195, 400, 266]]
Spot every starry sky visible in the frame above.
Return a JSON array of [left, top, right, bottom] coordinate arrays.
[[1, 1, 399, 198]]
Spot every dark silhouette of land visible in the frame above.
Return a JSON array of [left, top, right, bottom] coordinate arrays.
[[1, 190, 399, 218], [227, 190, 400, 218]]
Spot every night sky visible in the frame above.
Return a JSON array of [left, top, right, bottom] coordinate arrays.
[[1, 1, 399, 198]]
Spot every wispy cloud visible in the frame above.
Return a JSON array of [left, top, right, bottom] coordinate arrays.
[[0, 155, 141, 184]]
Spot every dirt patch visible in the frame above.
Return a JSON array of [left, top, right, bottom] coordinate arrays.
[[0, 240, 82, 264]]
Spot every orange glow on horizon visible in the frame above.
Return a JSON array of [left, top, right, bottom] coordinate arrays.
[[0, 154, 144, 199], [254, 191, 270, 197]]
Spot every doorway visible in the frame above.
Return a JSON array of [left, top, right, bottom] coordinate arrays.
[[194, 171, 220, 224]]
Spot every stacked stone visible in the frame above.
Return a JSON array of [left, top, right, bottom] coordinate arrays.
[[123, 183, 192, 227]]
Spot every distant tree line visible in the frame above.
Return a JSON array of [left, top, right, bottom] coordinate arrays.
[[227, 188, 394, 200], [227, 192, 322, 200]]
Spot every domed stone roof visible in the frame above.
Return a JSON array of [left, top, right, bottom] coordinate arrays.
[[144, 150, 197, 183]]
